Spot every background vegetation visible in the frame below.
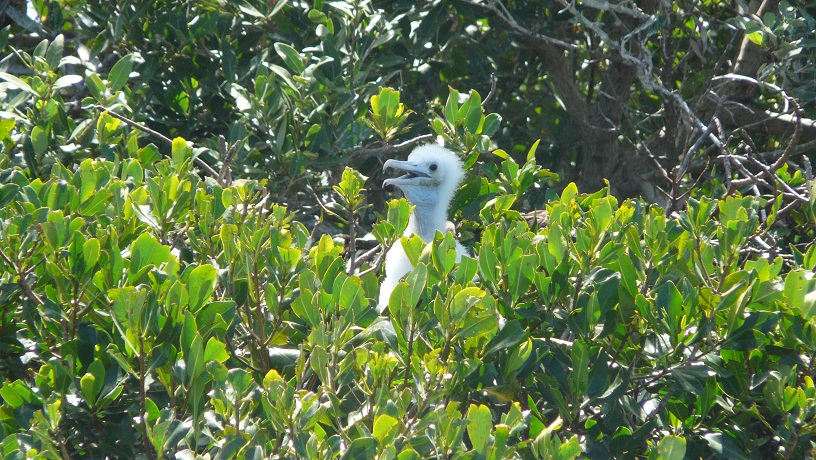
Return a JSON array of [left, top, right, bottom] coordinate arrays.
[[0, 0, 815, 458]]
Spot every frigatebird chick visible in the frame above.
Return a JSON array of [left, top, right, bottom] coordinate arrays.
[[378, 145, 468, 309]]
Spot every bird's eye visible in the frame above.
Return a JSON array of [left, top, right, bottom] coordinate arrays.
[[429, 163, 438, 171]]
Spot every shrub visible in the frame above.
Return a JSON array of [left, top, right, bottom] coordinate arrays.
[[1, 1, 815, 459]]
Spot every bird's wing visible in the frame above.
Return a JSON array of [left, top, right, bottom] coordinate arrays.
[[378, 241, 413, 312]]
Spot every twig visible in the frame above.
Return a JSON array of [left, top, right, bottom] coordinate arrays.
[[749, 156, 809, 203], [724, 155, 773, 190], [482, 72, 498, 106], [351, 244, 382, 272], [358, 246, 388, 277], [217, 135, 238, 186], [677, 118, 715, 181], [579, 0, 651, 19], [803, 156, 814, 182], [346, 213, 358, 276], [305, 215, 323, 251], [349, 134, 434, 160], [0, 248, 44, 306], [459, 0, 578, 50], [95, 105, 173, 144], [555, 0, 720, 149], [225, 334, 262, 373], [93, 106, 223, 182]]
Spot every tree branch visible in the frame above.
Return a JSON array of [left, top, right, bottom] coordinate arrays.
[[458, 0, 579, 50], [457, 0, 588, 122], [348, 134, 434, 160], [0, 248, 44, 306], [717, 103, 816, 143], [94, 106, 223, 183]]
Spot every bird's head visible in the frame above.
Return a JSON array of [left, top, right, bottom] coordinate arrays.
[[382, 145, 465, 209]]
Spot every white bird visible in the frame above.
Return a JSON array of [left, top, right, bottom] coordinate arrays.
[[378, 145, 469, 310]]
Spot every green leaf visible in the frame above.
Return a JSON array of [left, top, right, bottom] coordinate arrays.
[[482, 113, 502, 136], [129, 232, 171, 277], [54, 75, 83, 89], [30, 126, 47, 155], [79, 373, 97, 404], [337, 275, 364, 311], [97, 111, 120, 135], [0, 184, 20, 208], [803, 290, 816, 319], [0, 381, 38, 408], [462, 90, 483, 134], [656, 281, 682, 336], [82, 238, 100, 273], [432, 232, 458, 276], [109, 54, 135, 92], [586, 349, 611, 397], [746, 31, 764, 46], [45, 34, 64, 70], [308, 9, 328, 24], [341, 437, 378, 460], [401, 235, 425, 268], [454, 255, 478, 286], [373, 87, 399, 117], [0, 72, 36, 95], [505, 338, 533, 378], [478, 243, 498, 285], [182, 313, 205, 381], [784, 270, 816, 318], [569, 340, 589, 396], [171, 137, 192, 168], [78, 158, 97, 203], [485, 320, 525, 356], [85, 73, 106, 100], [0, 118, 15, 141], [655, 435, 686, 460], [560, 435, 582, 460], [618, 254, 639, 297], [203, 338, 229, 363], [466, 404, 492, 454], [292, 289, 320, 327], [444, 88, 460, 125], [507, 254, 535, 302], [405, 262, 428, 307], [310, 346, 329, 383], [560, 182, 578, 204], [274, 42, 305, 74], [492, 148, 509, 160], [238, 2, 265, 18], [188, 264, 217, 312], [703, 433, 748, 460], [388, 198, 411, 233], [397, 448, 420, 460], [214, 437, 245, 460], [373, 414, 399, 444], [450, 287, 485, 323]]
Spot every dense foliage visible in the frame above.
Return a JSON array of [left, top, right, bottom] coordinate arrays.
[[1, 0, 815, 459]]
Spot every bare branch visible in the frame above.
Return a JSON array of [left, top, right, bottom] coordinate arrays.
[[94, 105, 223, 183], [482, 72, 498, 106], [0, 248, 44, 306], [349, 134, 434, 160], [217, 135, 237, 186], [460, 0, 579, 50], [723, 154, 774, 190], [350, 244, 382, 272], [578, 0, 652, 19], [357, 246, 387, 277]]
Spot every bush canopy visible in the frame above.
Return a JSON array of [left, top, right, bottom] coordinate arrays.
[[0, 0, 815, 459]]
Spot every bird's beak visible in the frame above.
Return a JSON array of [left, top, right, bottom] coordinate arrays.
[[382, 159, 432, 188]]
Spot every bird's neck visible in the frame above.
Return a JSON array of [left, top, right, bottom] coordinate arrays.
[[406, 203, 447, 242]]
